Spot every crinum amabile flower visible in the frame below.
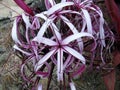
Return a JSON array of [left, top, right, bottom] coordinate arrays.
[[12, 0, 114, 89]]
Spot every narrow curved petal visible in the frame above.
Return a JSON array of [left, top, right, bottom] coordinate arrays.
[[33, 18, 53, 43], [60, 15, 78, 33], [30, 17, 40, 30], [47, 2, 74, 16], [36, 71, 49, 78], [35, 11, 47, 20], [45, 0, 56, 10], [57, 49, 64, 81], [62, 32, 94, 44], [61, 0, 67, 2], [38, 84, 42, 90], [99, 15, 105, 47], [41, 37, 57, 46], [22, 13, 31, 27], [60, 15, 85, 52], [45, 0, 51, 10], [69, 82, 76, 90], [35, 49, 56, 72], [11, 17, 21, 45], [21, 63, 28, 81], [81, 19, 86, 32], [72, 64, 86, 77], [63, 55, 72, 69], [64, 46, 85, 64], [60, 10, 82, 15], [13, 45, 31, 55], [51, 23, 62, 40], [48, 0, 56, 6], [81, 9, 92, 34]]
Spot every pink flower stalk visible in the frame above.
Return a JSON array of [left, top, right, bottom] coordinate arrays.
[[14, 0, 34, 15], [12, 0, 114, 89]]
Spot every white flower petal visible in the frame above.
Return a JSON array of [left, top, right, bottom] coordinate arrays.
[[81, 9, 92, 34], [35, 11, 47, 20], [38, 84, 42, 90], [63, 55, 72, 69], [99, 14, 105, 47], [60, 15, 78, 33], [47, 2, 74, 16], [69, 82, 76, 90], [22, 13, 31, 27], [57, 49, 63, 81], [64, 46, 85, 64], [35, 49, 56, 72], [62, 32, 94, 44], [61, 0, 67, 3], [33, 18, 53, 43], [41, 37, 57, 46], [13, 45, 31, 55], [51, 23, 62, 40], [11, 18, 21, 45], [60, 15, 85, 52], [48, 0, 56, 6]]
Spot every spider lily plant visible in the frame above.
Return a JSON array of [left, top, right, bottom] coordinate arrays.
[[12, 0, 114, 90]]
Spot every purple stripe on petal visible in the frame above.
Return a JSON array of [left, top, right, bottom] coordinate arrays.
[[57, 48, 64, 81], [63, 46, 85, 64], [36, 71, 49, 78], [35, 49, 57, 72], [11, 16, 22, 45]]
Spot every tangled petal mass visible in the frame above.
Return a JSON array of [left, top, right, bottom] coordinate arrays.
[[12, 0, 114, 89]]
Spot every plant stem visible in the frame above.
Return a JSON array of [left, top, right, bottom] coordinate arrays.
[[63, 73, 66, 90], [46, 63, 55, 90]]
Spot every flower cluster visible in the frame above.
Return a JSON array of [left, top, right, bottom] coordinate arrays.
[[12, 0, 114, 90]]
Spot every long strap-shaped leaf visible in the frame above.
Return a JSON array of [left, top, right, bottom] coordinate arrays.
[[14, 0, 34, 16], [105, 0, 120, 35], [104, 1, 120, 89]]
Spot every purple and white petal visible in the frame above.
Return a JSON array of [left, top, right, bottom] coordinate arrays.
[[11, 17, 21, 45], [57, 48, 64, 81], [13, 45, 31, 56], [47, 2, 74, 16], [62, 32, 94, 44], [35, 49, 57, 72], [63, 46, 85, 64], [69, 82, 76, 90]]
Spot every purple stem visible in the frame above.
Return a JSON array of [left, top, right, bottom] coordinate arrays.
[[46, 63, 55, 90], [63, 73, 66, 90], [14, 0, 34, 16]]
